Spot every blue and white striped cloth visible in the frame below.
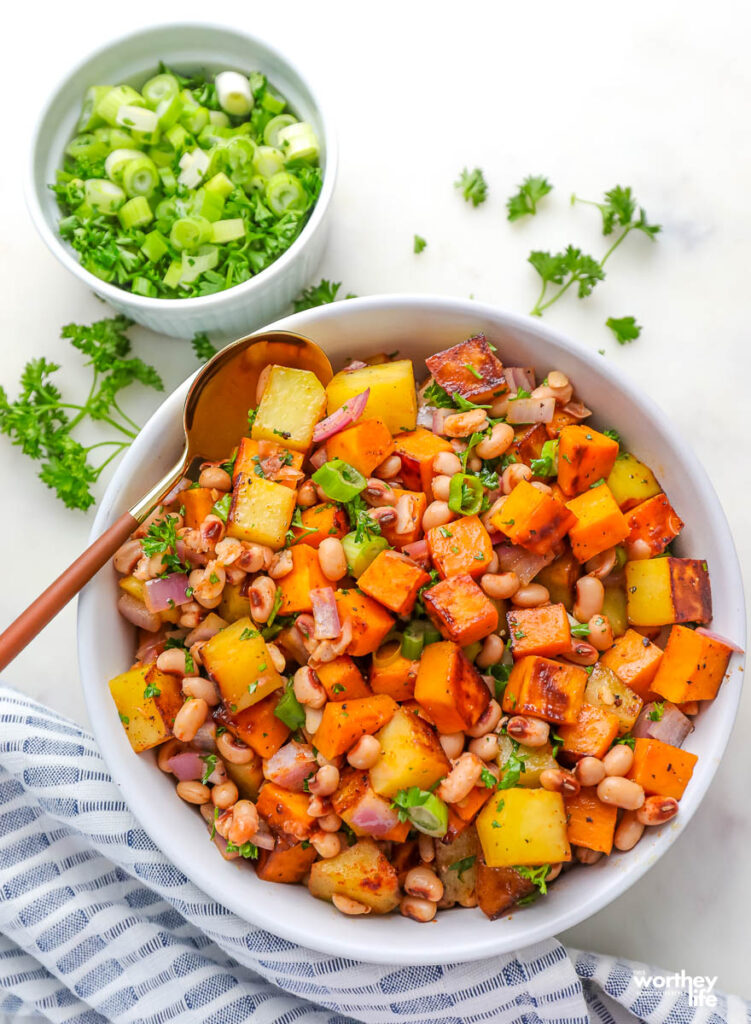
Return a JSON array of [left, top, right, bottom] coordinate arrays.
[[0, 685, 746, 1024]]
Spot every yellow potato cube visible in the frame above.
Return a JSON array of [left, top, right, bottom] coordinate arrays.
[[496, 735, 558, 788], [308, 839, 400, 913], [606, 452, 661, 511], [369, 707, 450, 798], [227, 473, 296, 550], [326, 359, 417, 435], [201, 616, 284, 713], [252, 365, 326, 452], [625, 557, 712, 627], [476, 787, 571, 868], [584, 663, 642, 735], [108, 665, 183, 753]]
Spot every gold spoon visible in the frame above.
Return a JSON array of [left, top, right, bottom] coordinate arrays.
[[0, 329, 332, 671]]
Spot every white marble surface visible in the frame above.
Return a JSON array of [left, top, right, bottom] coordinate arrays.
[[2, 0, 749, 998]]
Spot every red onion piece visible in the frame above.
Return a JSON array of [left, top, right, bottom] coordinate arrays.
[[117, 593, 161, 633], [346, 789, 405, 838], [136, 626, 169, 664], [504, 367, 536, 393], [250, 824, 276, 851], [506, 397, 555, 425], [696, 627, 744, 653], [633, 702, 694, 747], [192, 721, 218, 753], [176, 539, 208, 568], [186, 612, 228, 647], [166, 751, 205, 781], [163, 478, 193, 507], [401, 539, 430, 567], [262, 741, 317, 791], [144, 573, 191, 613], [432, 408, 451, 434], [494, 543, 554, 584], [344, 360, 368, 372], [311, 587, 342, 640], [312, 389, 370, 443], [310, 446, 328, 470], [562, 400, 592, 421]]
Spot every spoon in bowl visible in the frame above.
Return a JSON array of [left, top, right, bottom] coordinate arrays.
[[0, 329, 332, 672]]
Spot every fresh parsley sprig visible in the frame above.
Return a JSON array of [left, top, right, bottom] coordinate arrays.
[[192, 332, 218, 362], [454, 167, 488, 207], [293, 279, 357, 312], [507, 175, 553, 221], [606, 316, 642, 345]]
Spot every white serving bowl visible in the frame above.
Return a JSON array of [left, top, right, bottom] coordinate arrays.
[[27, 23, 336, 339], [78, 296, 745, 964]]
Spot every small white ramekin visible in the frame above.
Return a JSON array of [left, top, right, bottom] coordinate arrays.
[[27, 22, 337, 339]]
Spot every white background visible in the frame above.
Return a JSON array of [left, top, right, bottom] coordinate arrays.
[[2, 0, 750, 997]]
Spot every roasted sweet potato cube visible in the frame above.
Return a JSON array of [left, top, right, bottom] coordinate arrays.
[[181, 486, 219, 528], [358, 549, 431, 615], [369, 707, 450, 798], [233, 437, 304, 490], [423, 574, 498, 646], [109, 664, 183, 753], [651, 624, 734, 702], [507, 602, 572, 658], [558, 425, 620, 496], [534, 546, 581, 611], [256, 838, 317, 883], [414, 641, 490, 732], [564, 788, 618, 855], [425, 334, 508, 404], [626, 493, 683, 557], [625, 557, 712, 626], [256, 782, 317, 839], [503, 656, 587, 725], [379, 488, 427, 548], [394, 428, 454, 494], [331, 768, 410, 841], [227, 473, 296, 550], [558, 702, 620, 760], [476, 860, 536, 919], [607, 452, 662, 511], [315, 656, 371, 702], [426, 514, 493, 579], [628, 737, 698, 800], [545, 408, 579, 440], [201, 617, 284, 713], [492, 479, 577, 556], [476, 787, 571, 867], [566, 483, 629, 562], [369, 641, 419, 700], [313, 694, 398, 759], [334, 588, 395, 656], [325, 418, 394, 477], [308, 839, 400, 913], [584, 663, 643, 735], [599, 628, 663, 698], [510, 423, 548, 466], [453, 785, 493, 823], [214, 692, 290, 759], [291, 501, 349, 548], [277, 544, 330, 614]]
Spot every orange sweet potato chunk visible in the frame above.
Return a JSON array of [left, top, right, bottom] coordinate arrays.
[[626, 494, 684, 557], [414, 640, 490, 733], [565, 483, 629, 562], [291, 502, 349, 548], [314, 694, 398, 759], [358, 550, 431, 616], [509, 424, 548, 467], [558, 703, 620, 760], [599, 628, 664, 698], [564, 788, 618, 854], [422, 574, 499, 646], [233, 437, 304, 490], [394, 428, 453, 494], [325, 418, 394, 478], [256, 838, 317, 883], [425, 334, 508, 404], [426, 515, 493, 579], [507, 603, 572, 659], [492, 480, 577, 556], [316, 656, 372, 702], [256, 783, 316, 839], [558, 425, 620, 497], [277, 544, 330, 614], [503, 656, 587, 725], [214, 693, 290, 759], [379, 488, 427, 548], [369, 643, 419, 701], [334, 589, 395, 656], [650, 625, 734, 702], [454, 785, 493, 823], [628, 737, 698, 800], [181, 487, 219, 528]]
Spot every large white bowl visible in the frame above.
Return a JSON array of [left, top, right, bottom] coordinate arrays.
[[27, 23, 336, 339], [78, 295, 745, 964]]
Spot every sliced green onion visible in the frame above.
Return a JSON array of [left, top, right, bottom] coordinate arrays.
[[341, 533, 389, 578], [263, 114, 296, 148], [192, 188, 225, 222], [209, 219, 246, 243], [463, 641, 482, 663], [265, 171, 307, 215], [209, 110, 230, 128], [178, 148, 210, 189], [312, 459, 366, 501], [83, 178, 126, 214], [165, 123, 190, 153], [163, 260, 183, 288], [277, 121, 319, 162], [170, 216, 211, 250], [132, 276, 158, 297], [141, 230, 169, 263], [118, 195, 153, 229], [261, 89, 286, 115], [116, 104, 158, 135], [104, 148, 144, 183], [122, 156, 159, 198], [253, 146, 285, 179], [147, 142, 175, 168], [95, 127, 134, 152], [158, 166, 177, 194], [224, 136, 257, 171], [155, 92, 183, 129], [77, 85, 110, 131], [95, 85, 144, 126], [141, 73, 179, 110], [401, 627, 424, 660], [393, 788, 448, 838], [180, 244, 219, 283], [180, 103, 209, 135], [198, 124, 230, 149], [215, 71, 254, 116], [448, 473, 484, 516], [65, 134, 109, 163], [205, 171, 234, 198]]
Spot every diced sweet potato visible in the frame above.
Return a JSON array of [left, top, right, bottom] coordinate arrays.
[[507, 602, 572, 659], [379, 488, 427, 548], [625, 558, 712, 626], [492, 479, 577, 556], [308, 839, 400, 913], [558, 425, 620, 496], [628, 737, 698, 800], [277, 544, 330, 614], [599, 628, 663, 698], [545, 408, 579, 440], [369, 707, 450, 798], [651, 624, 734, 702], [584, 663, 643, 735], [426, 515, 493, 579], [476, 788, 571, 867], [394, 428, 454, 494], [453, 785, 493, 823], [326, 360, 417, 436], [109, 664, 183, 753], [503, 656, 587, 725], [566, 483, 629, 562], [181, 487, 219, 528], [227, 473, 296, 550], [435, 828, 481, 908], [325, 418, 394, 477], [331, 768, 410, 841], [476, 860, 536, 919], [334, 588, 395, 656], [201, 616, 284, 713], [425, 334, 507, 404], [626, 494, 683, 557], [214, 692, 290, 759], [534, 546, 581, 611], [422, 574, 498, 646], [291, 501, 349, 548], [414, 641, 490, 733], [253, 365, 327, 452], [564, 787, 618, 855], [558, 702, 620, 760], [358, 550, 430, 615], [256, 782, 316, 839], [607, 452, 662, 511], [233, 437, 304, 490], [369, 641, 419, 700], [256, 838, 317, 883], [316, 656, 371, 702], [509, 423, 548, 466], [313, 694, 398, 759]]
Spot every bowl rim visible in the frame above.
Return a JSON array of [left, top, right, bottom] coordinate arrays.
[[26, 19, 337, 313], [79, 294, 746, 963]]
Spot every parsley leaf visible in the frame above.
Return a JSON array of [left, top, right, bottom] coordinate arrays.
[[200, 754, 217, 784], [448, 855, 476, 879], [274, 679, 306, 731], [454, 167, 488, 207], [191, 332, 217, 362], [293, 279, 356, 312], [413, 234, 427, 254], [514, 864, 551, 900], [648, 701, 665, 722], [506, 175, 553, 221], [528, 246, 605, 316], [606, 316, 642, 345], [603, 428, 621, 446], [499, 741, 526, 789], [225, 840, 259, 859], [570, 622, 591, 638], [480, 768, 498, 789], [141, 514, 189, 574]]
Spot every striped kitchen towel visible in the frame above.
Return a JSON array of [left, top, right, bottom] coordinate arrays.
[[0, 685, 747, 1024]]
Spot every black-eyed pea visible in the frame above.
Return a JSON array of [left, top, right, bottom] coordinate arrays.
[[211, 780, 239, 809], [227, 800, 259, 845], [318, 537, 348, 581], [199, 465, 232, 491], [173, 698, 209, 742], [432, 451, 462, 476], [422, 500, 454, 532], [636, 796, 679, 826], [404, 866, 444, 902], [374, 454, 402, 480], [574, 846, 602, 865], [431, 474, 452, 502], [602, 744, 634, 777], [309, 764, 340, 797], [588, 614, 614, 652], [399, 896, 437, 922], [596, 776, 645, 810], [510, 583, 549, 608], [475, 633, 505, 668], [438, 731, 465, 760], [539, 768, 580, 796], [436, 753, 483, 803], [293, 666, 327, 708], [573, 575, 604, 622], [311, 830, 341, 859], [317, 812, 342, 832], [468, 733, 499, 760], [332, 894, 371, 916], [502, 463, 532, 494], [614, 810, 645, 851], [216, 731, 254, 765], [466, 699, 502, 738], [347, 735, 381, 770], [176, 780, 210, 804], [475, 423, 515, 460], [575, 756, 606, 787], [418, 834, 435, 863], [481, 572, 521, 601], [507, 716, 550, 747]]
